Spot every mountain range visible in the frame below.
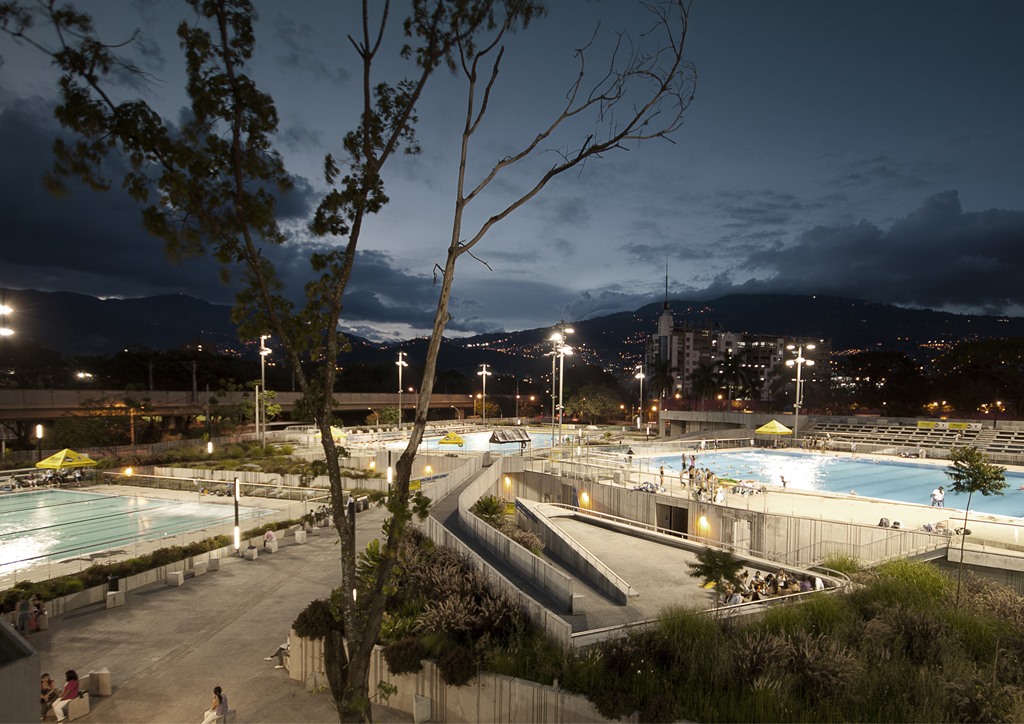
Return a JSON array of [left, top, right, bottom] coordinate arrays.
[[4, 288, 1024, 374]]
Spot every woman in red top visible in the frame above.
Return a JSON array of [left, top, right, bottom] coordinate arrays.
[[52, 670, 79, 722]]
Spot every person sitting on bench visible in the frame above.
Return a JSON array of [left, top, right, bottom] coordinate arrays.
[[51, 670, 80, 723], [264, 636, 290, 669]]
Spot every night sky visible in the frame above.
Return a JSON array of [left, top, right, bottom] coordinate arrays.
[[1, 0, 1022, 342]]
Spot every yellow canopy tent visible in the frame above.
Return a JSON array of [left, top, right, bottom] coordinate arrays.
[[437, 432, 464, 447], [755, 420, 792, 436], [35, 448, 99, 469]]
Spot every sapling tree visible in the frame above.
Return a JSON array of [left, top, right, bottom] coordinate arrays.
[[945, 445, 1007, 605]]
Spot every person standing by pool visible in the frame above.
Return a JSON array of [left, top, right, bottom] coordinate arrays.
[[780, 475, 787, 489], [659, 466, 665, 491], [931, 486, 945, 507]]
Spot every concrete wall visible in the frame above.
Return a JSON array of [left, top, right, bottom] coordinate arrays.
[[456, 459, 576, 614], [0, 621, 39, 724], [36, 528, 314, 618], [423, 516, 573, 647], [287, 634, 619, 723], [517, 468, 944, 568], [516, 500, 635, 605]]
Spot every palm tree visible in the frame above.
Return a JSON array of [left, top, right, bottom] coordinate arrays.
[[688, 362, 717, 410], [649, 359, 675, 400], [713, 350, 754, 407], [687, 548, 744, 604]]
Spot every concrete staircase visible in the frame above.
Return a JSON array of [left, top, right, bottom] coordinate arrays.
[[971, 427, 999, 452]]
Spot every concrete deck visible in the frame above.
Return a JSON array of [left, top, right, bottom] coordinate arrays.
[[24, 501, 410, 723]]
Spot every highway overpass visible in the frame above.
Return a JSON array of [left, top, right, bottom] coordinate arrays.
[[0, 389, 475, 422]]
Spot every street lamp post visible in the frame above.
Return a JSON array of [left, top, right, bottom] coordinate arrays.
[[785, 343, 816, 439], [548, 322, 574, 445], [0, 303, 13, 338], [557, 344, 573, 444], [635, 366, 645, 429], [450, 405, 462, 421], [259, 335, 271, 446], [478, 364, 492, 424], [367, 407, 379, 426], [233, 476, 241, 556], [396, 351, 408, 429]]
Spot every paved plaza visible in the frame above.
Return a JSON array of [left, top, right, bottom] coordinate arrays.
[[23, 503, 409, 723]]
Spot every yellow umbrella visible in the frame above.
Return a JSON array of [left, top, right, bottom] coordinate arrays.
[[755, 420, 792, 435], [35, 448, 99, 469]]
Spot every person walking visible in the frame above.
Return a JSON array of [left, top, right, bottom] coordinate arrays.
[[930, 486, 945, 507], [201, 685, 228, 724]]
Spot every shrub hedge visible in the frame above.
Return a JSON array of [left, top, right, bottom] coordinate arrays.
[[1, 518, 302, 613]]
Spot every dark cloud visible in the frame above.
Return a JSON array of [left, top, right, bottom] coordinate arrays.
[[828, 154, 930, 192], [271, 15, 350, 85], [278, 124, 324, 155], [561, 288, 658, 321], [707, 191, 1024, 313]]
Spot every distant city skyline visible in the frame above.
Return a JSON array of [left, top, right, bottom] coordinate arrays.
[[1, 1, 1022, 343]]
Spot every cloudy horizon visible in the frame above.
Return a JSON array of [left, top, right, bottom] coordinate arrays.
[[1, 1, 1022, 342]]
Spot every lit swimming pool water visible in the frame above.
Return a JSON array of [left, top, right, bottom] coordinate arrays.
[[391, 429, 554, 452], [647, 450, 1024, 518], [0, 489, 266, 573]]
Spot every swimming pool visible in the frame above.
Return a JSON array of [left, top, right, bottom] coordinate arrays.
[[646, 450, 1024, 518], [391, 429, 555, 452], [0, 489, 266, 574]]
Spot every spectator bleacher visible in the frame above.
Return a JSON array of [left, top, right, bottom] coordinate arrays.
[[806, 421, 983, 456]]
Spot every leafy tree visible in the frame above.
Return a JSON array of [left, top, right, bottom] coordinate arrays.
[[473, 397, 501, 419], [365, 407, 399, 426], [932, 339, 1024, 417], [945, 445, 1007, 605], [3, 1, 696, 719], [832, 351, 927, 416], [566, 383, 623, 424]]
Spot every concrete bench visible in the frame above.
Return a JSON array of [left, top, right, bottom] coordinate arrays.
[[208, 557, 221, 571], [216, 707, 237, 723], [243, 548, 258, 561], [105, 590, 125, 609], [167, 571, 185, 587], [88, 667, 112, 696], [264, 539, 279, 553], [194, 561, 209, 576], [294, 529, 307, 544], [68, 692, 90, 721]]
